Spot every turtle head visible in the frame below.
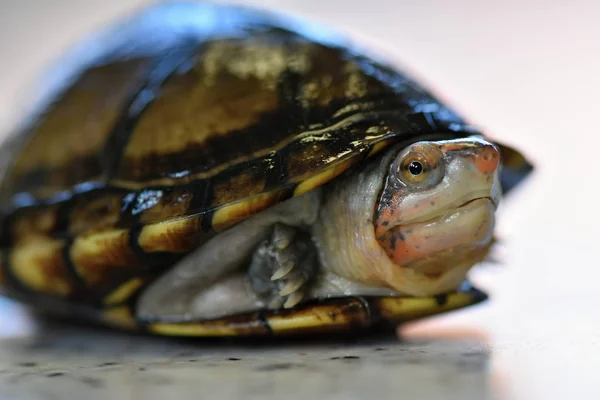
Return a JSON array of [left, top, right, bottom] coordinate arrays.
[[372, 136, 501, 295]]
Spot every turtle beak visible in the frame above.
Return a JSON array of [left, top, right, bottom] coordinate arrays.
[[438, 137, 502, 209], [469, 140, 502, 209]]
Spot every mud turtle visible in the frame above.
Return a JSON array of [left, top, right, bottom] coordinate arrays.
[[0, 2, 531, 336]]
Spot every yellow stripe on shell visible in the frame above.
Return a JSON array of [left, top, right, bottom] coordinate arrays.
[[374, 291, 486, 322], [70, 229, 139, 286], [149, 299, 370, 337], [266, 298, 370, 334], [367, 138, 394, 157], [9, 237, 74, 296], [103, 277, 145, 306], [144, 293, 486, 337], [137, 216, 202, 254], [293, 155, 361, 197], [211, 189, 288, 231], [149, 318, 269, 337]]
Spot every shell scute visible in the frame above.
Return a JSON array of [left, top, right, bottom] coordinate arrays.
[[9, 236, 73, 296], [2, 58, 156, 203]]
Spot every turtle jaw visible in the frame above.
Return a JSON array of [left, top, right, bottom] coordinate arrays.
[[376, 196, 495, 285], [386, 191, 498, 230], [375, 173, 500, 274]]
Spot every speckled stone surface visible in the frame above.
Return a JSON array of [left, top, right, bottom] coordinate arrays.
[[0, 308, 488, 400]]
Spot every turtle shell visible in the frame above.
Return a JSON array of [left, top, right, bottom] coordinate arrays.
[[0, 2, 531, 336]]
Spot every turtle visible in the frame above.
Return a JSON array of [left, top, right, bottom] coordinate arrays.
[[0, 2, 532, 337]]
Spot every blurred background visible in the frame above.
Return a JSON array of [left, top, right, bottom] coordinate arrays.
[[0, 1, 598, 399]]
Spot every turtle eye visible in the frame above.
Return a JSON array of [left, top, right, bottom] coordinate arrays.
[[395, 143, 445, 187], [399, 155, 430, 185]]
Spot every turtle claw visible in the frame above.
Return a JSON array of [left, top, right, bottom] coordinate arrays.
[[274, 237, 291, 250], [271, 261, 295, 281], [249, 224, 317, 310], [279, 276, 305, 297], [283, 291, 304, 309], [272, 224, 295, 250]]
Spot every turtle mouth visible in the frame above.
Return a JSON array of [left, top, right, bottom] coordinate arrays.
[[377, 195, 496, 271], [458, 196, 495, 209], [397, 191, 497, 228]]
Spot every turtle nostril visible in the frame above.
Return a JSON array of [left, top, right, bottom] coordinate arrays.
[[474, 146, 500, 173]]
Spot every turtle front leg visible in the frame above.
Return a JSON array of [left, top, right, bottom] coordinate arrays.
[[249, 224, 318, 309]]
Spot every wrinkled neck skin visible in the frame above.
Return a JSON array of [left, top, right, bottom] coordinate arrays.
[[311, 140, 498, 297], [312, 147, 405, 295]]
